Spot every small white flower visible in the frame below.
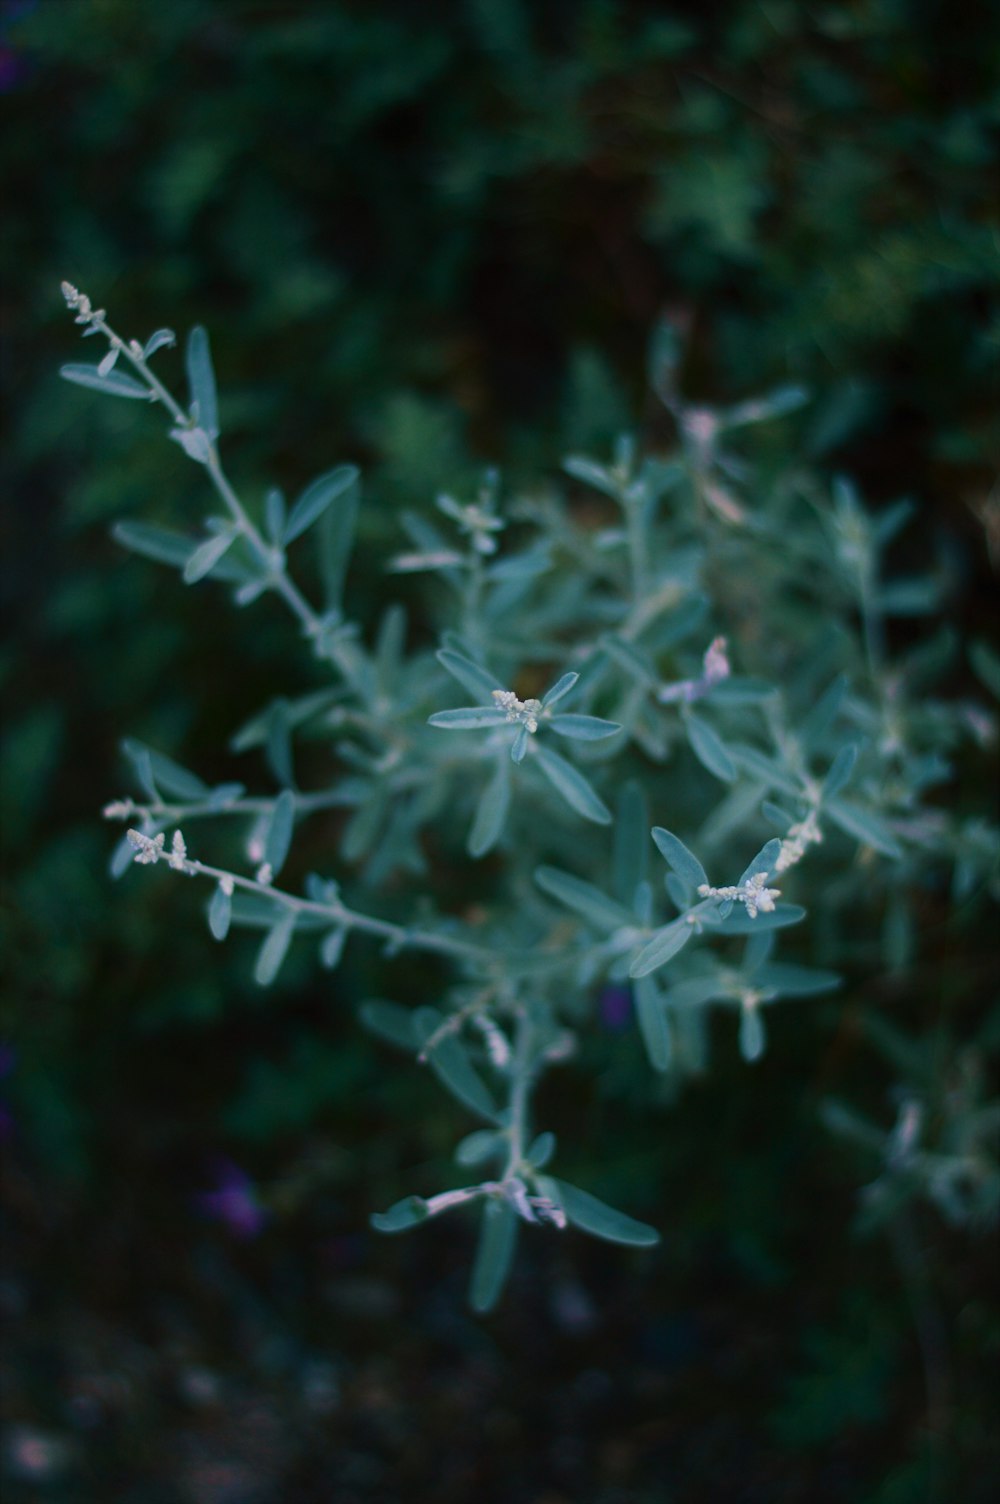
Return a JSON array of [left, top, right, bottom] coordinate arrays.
[[220, 875, 235, 897], [127, 829, 165, 865], [702, 635, 730, 686], [775, 811, 823, 872], [167, 830, 188, 871], [256, 863, 273, 887], [492, 689, 543, 733], [102, 799, 133, 820]]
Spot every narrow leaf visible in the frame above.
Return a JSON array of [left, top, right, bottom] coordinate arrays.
[[254, 911, 295, 986], [60, 362, 151, 399], [824, 744, 858, 799], [469, 1199, 518, 1314], [755, 963, 840, 997], [319, 928, 346, 969], [614, 780, 649, 906], [264, 789, 295, 875], [739, 1006, 766, 1062], [183, 529, 236, 584], [541, 672, 579, 708], [684, 710, 736, 782], [318, 469, 360, 611], [112, 520, 193, 569], [549, 714, 622, 741], [526, 1132, 556, 1169], [651, 827, 708, 893], [532, 743, 611, 825], [121, 740, 209, 799], [467, 757, 511, 858], [142, 328, 176, 359], [437, 649, 505, 702], [414, 1009, 499, 1122], [359, 1000, 417, 1052], [455, 1130, 505, 1167], [371, 1196, 430, 1234], [185, 325, 218, 438], [428, 707, 507, 730], [284, 464, 358, 545], [738, 838, 783, 888], [535, 866, 633, 932], [629, 918, 694, 978], [552, 1179, 659, 1247], [826, 797, 902, 858], [634, 976, 672, 1072], [208, 884, 232, 941], [715, 904, 807, 934]]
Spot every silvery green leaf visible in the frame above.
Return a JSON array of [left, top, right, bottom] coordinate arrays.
[[455, 1130, 505, 1167], [970, 640, 1000, 700], [265, 700, 294, 787], [532, 744, 611, 825], [469, 1199, 518, 1314], [549, 714, 622, 741], [110, 833, 136, 879], [705, 677, 777, 706], [550, 1178, 659, 1247], [729, 744, 800, 796], [318, 470, 361, 612], [185, 326, 219, 438], [414, 1008, 500, 1123], [739, 1006, 766, 1062], [371, 1196, 430, 1234], [755, 963, 840, 997], [60, 362, 152, 399], [798, 674, 849, 750], [526, 1131, 556, 1169], [600, 635, 658, 687], [629, 918, 694, 978], [264, 789, 295, 875], [876, 577, 940, 616], [359, 1000, 417, 1051], [873, 498, 915, 546], [170, 426, 212, 464], [541, 672, 579, 709], [738, 838, 782, 887], [436, 649, 505, 702], [183, 528, 237, 584], [468, 757, 510, 858], [563, 455, 618, 498], [684, 710, 736, 782], [651, 827, 708, 893], [742, 930, 775, 972], [142, 328, 176, 359], [112, 520, 193, 569], [208, 883, 232, 941], [721, 385, 809, 429], [284, 464, 358, 545], [665, 975, 728, 1008], [664, 872, 689, 912], [254, 910, 295, 986], [634, 975, 672, 1072], [614, 780, 649, 906], [428, 707, 507, 730], [824, 743, 858, 799], [534, 866, 633, 932], [511, 724, 530, 763], [121, 739, 209, 799], [375, 604, 407, 697], [715, 904, 807, 934], [205, 782, 246, 810], [264, 487, 286, 544], [761, 800, 796, 830], [825, 797, 902, 858]]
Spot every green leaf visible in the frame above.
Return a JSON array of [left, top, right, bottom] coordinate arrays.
[[510, 725, 530, 763], [739, 1006, 766, 1062], [525, 1131, 556, 1169], [60, 362, 152, 399], [183, 528, 237, 584], [634, 975, 672, 1072], [121, 739, 209, 799], [824, 744, 858, 799], [552, 1179, 659, 1247], [208, 883, 232, 941], [614, 780, 649, 906], [437, 649, 505, 702], [535, 866, 632, 932], [826, 797, 902, 858], [629, 918, 694, 978], [715, 904, 807, 934], [738, 838, 783, 887], [264, 487, 286, 544], [468, 757, 511, 858], [532, 743, 611, 825], [428, 707, 507, 729], [319, 928, 346, 969], [455, 1130, 505, 1167], [264, 789, 295, 875], [142, 328, 176, 359], [284, 464, 359, 545], [371, 1195, 430, 1234], [970, 640, 1000, 700], [755, 963, 840, 998], [541, 671, 579, 708], [684, 710, 736, 782], [359, 1000, 417, 1052], [414, 1009, 499, 1122], [469, 1198, 518, 1314], [651, 827, 708, 893], [254, 910, 295, 986], [563, 455, 618, 498], [549, 713, 622, 741], [265, 700, 294, 787], [317, 470, 361, 612], [185, 326, 219, 438], [112, 521, 191, 569]]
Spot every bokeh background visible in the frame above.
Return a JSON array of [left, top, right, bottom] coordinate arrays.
[[1, 1, 997, 1500]]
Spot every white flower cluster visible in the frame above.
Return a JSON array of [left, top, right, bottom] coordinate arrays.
[[492, 689, 543, 733], [126, 828, 188, 871], [774, 811, 823, 872], [698, 870, 781, 918]]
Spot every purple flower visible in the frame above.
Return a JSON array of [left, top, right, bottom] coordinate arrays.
[[195, 1157, 268, 1240], [598, 984, 633, 1033]]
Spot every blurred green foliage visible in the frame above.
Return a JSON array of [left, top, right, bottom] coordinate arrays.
[[2, 0, 997, 1498]]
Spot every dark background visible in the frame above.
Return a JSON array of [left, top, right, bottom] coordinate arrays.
[[1, 1, 997, 1500]]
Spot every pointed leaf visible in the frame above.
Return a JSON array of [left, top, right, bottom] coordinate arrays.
[[549, 713, 622, 741], [510, 725, 530, 763], [253, 911, 295, 986], [121, 740, 209, 799], [469, 1199, 518, 1314], [525, 1132, 556, 1169], [614, 781, 649, 906], [651, 827, 708, 893], [264, 789, 295, 875], [532, 743, 611, 825], [429, 707, 508, 730], [552, 1179, 659, 1247], [629, 918, 694, 978], [715, 904, 807, 934], [455, 1130, 505, 1167], [738, 838, 782, 887], [319, 928, 346, 969], [468, 757, 511, 858], [826, 797, 902, 858], [284, 464, 358, 545], [824, 744, 859, 799], [112, 520, 193, 568], [414, 1009, 499, 1122], [684, 711, 736, 782], [60, 362, 152, 399], [634, 976, 672, 1072], [185, 326, 218, 438], [359, 1000, 418, 1051], [183, 529, 237, 584], [755, 963, 840, 998], [541, 672, 579, 708], [739, 1006, 766, 1062], [436, 649, 505, 702], [535, 866, 632, 932], [371, 1196, 430, 1234], [208, 883, 232, 941]]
